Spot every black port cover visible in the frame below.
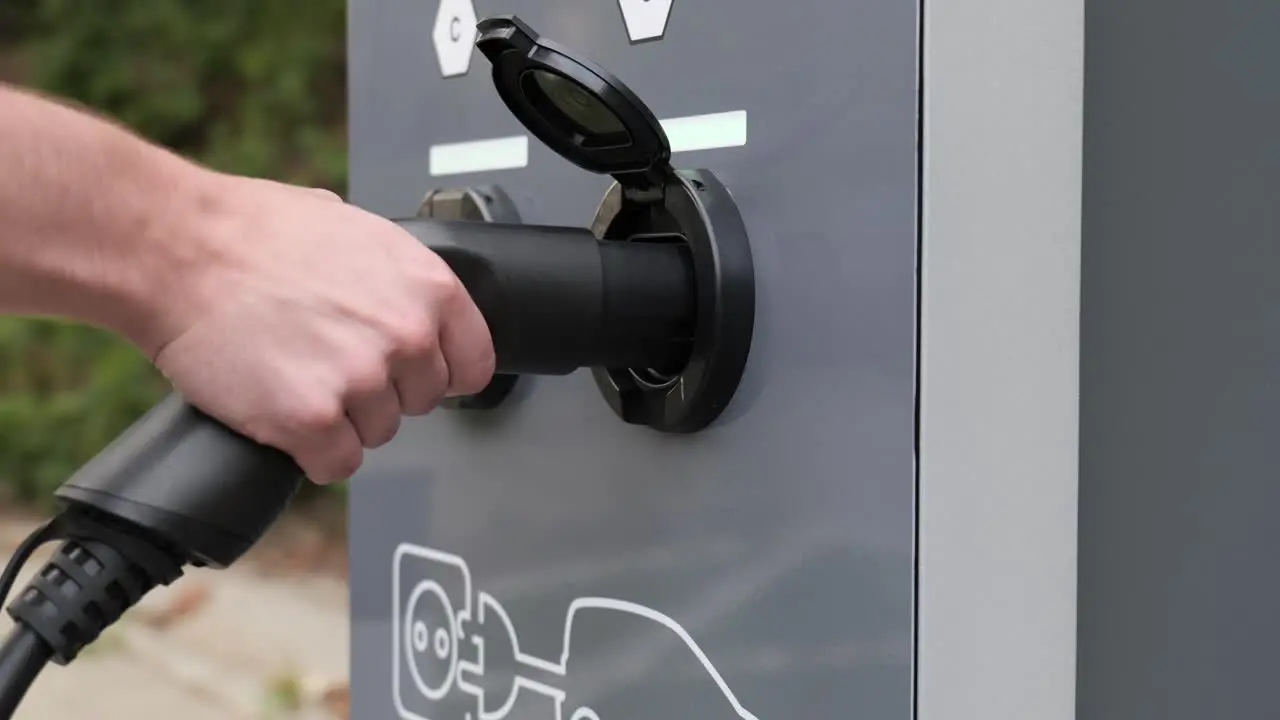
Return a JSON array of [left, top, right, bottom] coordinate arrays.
[[475, 15, 672, 190]]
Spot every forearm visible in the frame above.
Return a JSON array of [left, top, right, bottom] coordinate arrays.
[[0, 82, 223, 350]]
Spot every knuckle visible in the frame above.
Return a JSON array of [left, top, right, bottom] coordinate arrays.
[[390, 316, 439, 359], [401, 379, 445, 416], [404, 379, 449, 416], [334, 447, 364, 481], [310, 187, 344, 202], [425, 267, 465, 304], [310, 445, 364, 485], [300, 459, 331, 485], [367, 415, 402, 448], [447, 334, 497, 395], [460, 349, 497, 392], [403, 399, 440, 418], [346, 355, 390, 397], [291, 396, 346, 435]]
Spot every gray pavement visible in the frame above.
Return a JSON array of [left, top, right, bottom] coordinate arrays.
[[0, 520, 350, 719]]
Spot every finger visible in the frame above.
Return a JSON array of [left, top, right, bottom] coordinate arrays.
[[346, 383, 403, 448], [439, 287, 496, 397], [309, 187, 345, 203], [391, 346, 450, 416], [294, 417, 365, 485]]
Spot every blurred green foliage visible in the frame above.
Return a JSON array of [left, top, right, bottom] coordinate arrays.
[[0, 0, 347, 508]]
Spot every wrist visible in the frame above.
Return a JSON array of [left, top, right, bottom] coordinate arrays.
[[99, 162, 238, 358]]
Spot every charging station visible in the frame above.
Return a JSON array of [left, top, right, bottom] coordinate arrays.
[[339, 1, 1277, 719], [0, 1, 1270, 718], [347, 2, 1082, 719]]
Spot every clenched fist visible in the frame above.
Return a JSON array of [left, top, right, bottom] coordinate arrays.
[[0, 84, 498, 484], [141, 176, 495, 484]]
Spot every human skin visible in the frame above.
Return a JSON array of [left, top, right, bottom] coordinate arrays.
[[0, 83, 496, 484]]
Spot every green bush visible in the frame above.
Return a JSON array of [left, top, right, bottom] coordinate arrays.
[[26, 0, 347, 190], [0, 320, 167, 508], [0, 0, 347, 507]]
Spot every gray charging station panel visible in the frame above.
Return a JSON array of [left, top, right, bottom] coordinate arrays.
[[349, 1, 918, 717], [347, 2, 1083, 719]]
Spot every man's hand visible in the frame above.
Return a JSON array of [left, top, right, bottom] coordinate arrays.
[[0, 84, 490, 483], [142, 176, 496, 484]]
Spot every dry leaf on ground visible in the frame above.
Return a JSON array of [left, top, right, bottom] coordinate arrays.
[[320, 682, 349, 719], [296, 675, 349, 720]]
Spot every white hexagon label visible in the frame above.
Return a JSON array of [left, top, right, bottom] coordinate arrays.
[[618, 0, 674, 43], [432, 0, 478, 78]]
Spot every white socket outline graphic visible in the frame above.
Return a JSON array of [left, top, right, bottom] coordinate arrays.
[[394, 544, 475, 720], [392, 541, 760, 720], [403, 580, 457, 701]]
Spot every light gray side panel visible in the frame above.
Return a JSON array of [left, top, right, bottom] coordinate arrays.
[[917, 0, 1083, 718]]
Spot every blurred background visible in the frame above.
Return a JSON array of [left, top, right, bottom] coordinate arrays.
[[1, 2, 353, 717]]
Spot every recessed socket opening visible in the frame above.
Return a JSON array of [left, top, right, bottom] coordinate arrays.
[[589, 172, 755, 433], [629, 367, 681, 390]]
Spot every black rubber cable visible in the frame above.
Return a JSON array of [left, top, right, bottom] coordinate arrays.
[[0, 519, 59, 719], [0, 518, 58, 609], [0, 625, 51, 719], [0, 511, 185, 718]]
